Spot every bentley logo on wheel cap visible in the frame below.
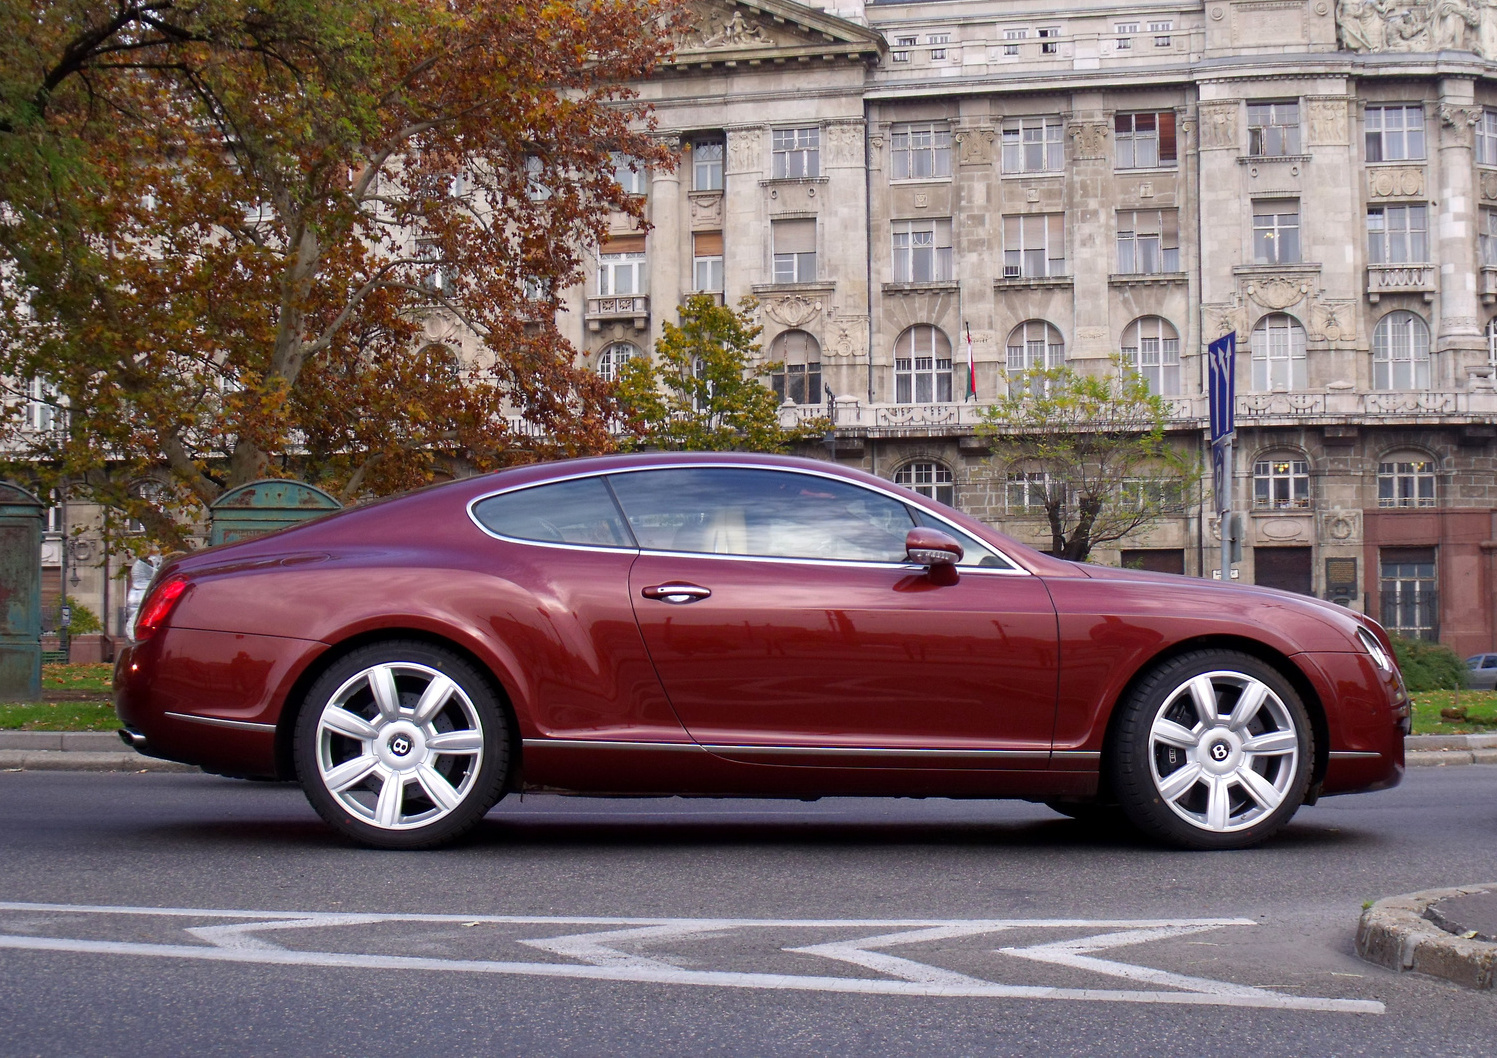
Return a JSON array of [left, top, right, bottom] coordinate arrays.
[[1209, 742, 1230, 762], [389, 735, 413, 757]]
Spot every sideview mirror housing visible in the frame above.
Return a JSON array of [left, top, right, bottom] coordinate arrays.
[[905, 527, 964, 568]]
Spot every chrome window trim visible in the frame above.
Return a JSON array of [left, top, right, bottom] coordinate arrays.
[[465, 462, 1031, 576], [165, 712, 277, 733]]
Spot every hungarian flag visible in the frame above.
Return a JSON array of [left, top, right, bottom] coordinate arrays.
[[964, 322, 977, 402]]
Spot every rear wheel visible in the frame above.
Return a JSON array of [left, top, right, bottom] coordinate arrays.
[[293, 641, 510, 849], [1109, 650, 1312, 850]]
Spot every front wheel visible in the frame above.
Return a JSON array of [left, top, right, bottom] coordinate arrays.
[[1108, 651, 1313, 850], [293, 642, 510, 849]]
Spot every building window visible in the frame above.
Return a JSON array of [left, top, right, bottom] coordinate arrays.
[[771, 127, 820, 179], [1247, 101, 1301, 156], [1487, 317, 1497, 368], [1116, 209, 1180, 273], [1114, 22, 1138, 48], [1002, 28, 1027, 55], [524, 154, 550, 201], [693, 231, 723, 292], [892, 35, 916, 62], [1380, 546, 1437, 639], [1250, 314, 1307, 391], [692, 138, 723, 191], [1006, 470, 1054, 513], [1001, 116, 1064, 173], [611, 153, 646, 196], [896, 462, 955, 506], [768, 330, 822, 405], [1367, 204, 1428, 263], [894, 325, 954, 403], [1121, 317, 1180, 395], [1253, 455, 1311, 509], [928, 33, 950, 60], [1378, 456, 1437, 508], [771, 218, 816, 283], [596, 342, 637, 383], [891, 123, 951, 180], [892, 218, 953, 282], [1481, 209, 1497, 266], [598, 236, 646, 295], [1038, 27, 1060, 53], [415, 237, 456, 296], [1479, 111, 1497, 166], [1149, 20, 1173, 45], [1003, 213, 1066, 278], [1365, 105, 1425, 162], [1372, 311, 1431, 390], [1252, 200, 1301, 264], [1115, 112, 1177, 168], [1006, 320, 1065, 396]]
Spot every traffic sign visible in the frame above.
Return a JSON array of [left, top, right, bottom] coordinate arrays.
[[1207, 332, 1236, 445]]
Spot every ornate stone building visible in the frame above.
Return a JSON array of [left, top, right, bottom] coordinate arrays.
[[552, 0, 1497, 654]]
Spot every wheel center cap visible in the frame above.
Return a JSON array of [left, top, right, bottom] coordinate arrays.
[[1209, 741, 1230, 763], [389, 735, 413, 757]]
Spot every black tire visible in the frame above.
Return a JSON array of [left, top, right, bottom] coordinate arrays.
[[1108, 650, 1313, 850], [293, 641, 510, 849], [1044, 799, 1128, 828]]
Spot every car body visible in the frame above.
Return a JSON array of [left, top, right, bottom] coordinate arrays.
[[115, 452, 1409, 849], [1466, 653, 1497, 691]]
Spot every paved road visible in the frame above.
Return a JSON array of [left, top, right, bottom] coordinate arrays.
[[0, 765, 1494, 1057]]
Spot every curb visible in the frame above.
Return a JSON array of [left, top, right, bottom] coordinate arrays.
[[1405, 733, 1497, 767], [1357, 884, 1497, 990]]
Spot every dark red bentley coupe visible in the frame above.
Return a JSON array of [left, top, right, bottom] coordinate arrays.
[[115, 453, 1408, 850]]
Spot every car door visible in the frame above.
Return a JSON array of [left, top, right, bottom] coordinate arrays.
[[610, 465, 1059, 769]]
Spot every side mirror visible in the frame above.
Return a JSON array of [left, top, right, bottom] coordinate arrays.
[[905, 526, 964, 568]]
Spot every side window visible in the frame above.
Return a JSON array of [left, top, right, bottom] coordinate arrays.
[[472, 477, 634, 548], [908, 508, 1015, 569], [1485, 656, 1497, 669], [608, 468, 915, 563]]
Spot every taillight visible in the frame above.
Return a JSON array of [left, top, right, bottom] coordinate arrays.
[[132, 575, 189, 641]]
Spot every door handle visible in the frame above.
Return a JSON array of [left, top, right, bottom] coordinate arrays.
[[641, 583, 712, 604]]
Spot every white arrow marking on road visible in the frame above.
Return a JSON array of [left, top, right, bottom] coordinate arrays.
[[787, 925, 1013, 987], [517, 923, 732, 972], [186, 915, 390, 951]]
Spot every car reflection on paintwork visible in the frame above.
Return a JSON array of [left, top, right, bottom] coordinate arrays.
[[1465, 653, 1497, 691]]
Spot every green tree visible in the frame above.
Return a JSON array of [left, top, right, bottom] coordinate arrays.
[[616, 294, 823, 452], [980, 359, 1198, 562], [1, 0, 684, 550]]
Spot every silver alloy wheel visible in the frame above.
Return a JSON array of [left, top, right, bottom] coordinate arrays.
[[1146, 669, 1301, 834], [313, 661, 485, 831]]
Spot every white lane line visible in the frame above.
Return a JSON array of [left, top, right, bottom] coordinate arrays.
[[787, 925, 1014, 987], [0, 934, 1383, 1012]]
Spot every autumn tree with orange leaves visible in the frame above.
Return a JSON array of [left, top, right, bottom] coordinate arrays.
[[0, 0, 682, 548]]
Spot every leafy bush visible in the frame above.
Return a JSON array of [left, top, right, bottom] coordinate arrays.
[[1390, 635, 1467, 692], [49, 598, 102, 636]]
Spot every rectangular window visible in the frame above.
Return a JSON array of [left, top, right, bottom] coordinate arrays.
[[1001, 116, 1064, 173], [1482, 208, 1497, 267], [771, 127, 820, 180], [928, 32, 950, 60], [416, 237, 455, 295], [1038, 27, 1059, 53], [1115, 111, 1177, 169], [598, 235, 646, 296], [1380, 546, 1438, 640], [692, 139, 723, 191], [693, 231, 723, 292], [1005, 471, 1053, 513], [1479, 111, 1497, 166], [892, 35, 916, 62], [891, 218, 954, 282], [1365, 105, 1426, 162], [1002, 28, 1026, 55], [611, 153, 646, 196], [1252, 201, 1301, 265], [1115, 22, 1138, 48], [1116, 210, 1181, 273], [24, 377, 58, 433], [1149, 20, 1173, 46], [772, 362, 823, 405], [891, 123, 952, 180], [1367, 204, 1429, 264], [771, 218, 816, 283], [1003, 214, 1066, 278], [1248, 101, 1301, 156], [894, 356, 953, 403], [1378, 464, 1437, 508], [1251, 317, 1308, 391]]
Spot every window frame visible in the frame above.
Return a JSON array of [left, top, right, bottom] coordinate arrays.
[[1377, 458, 1438, 508], [890, 122, 953, 181], [891, 217, 954, 283], [893, 325, 954, 404], [1120, 316, 1180, 395], [692, 138, 724, 191], [1003, 213, 1067, 278], [1116, 209, 1180, 273], [1367, 203, 1429, 264], [1114, 111, 1178, 169], [771, 127, 821, 180], [1372, 311, 1432, 391], [1247, 100, 1301, 157], [1253, 455, 1311, 510], [1000, 116, 1065, 174], [597, 250, 647, 296], [1252, 200, 1301, 265], [1250, 313, 1308, 392], [895, 461, 956, 507], [1364, 105, 1426, 163]]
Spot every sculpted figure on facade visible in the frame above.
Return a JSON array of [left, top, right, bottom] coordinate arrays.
[[726, 127, 763, 174], [1337, 0, 1496, 55], [699, 9, 769, 48]]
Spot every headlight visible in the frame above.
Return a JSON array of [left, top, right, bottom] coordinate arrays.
[[1357, 627, 1392, 673]]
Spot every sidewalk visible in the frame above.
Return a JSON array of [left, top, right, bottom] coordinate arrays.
[[3, 731, 1493, 773]]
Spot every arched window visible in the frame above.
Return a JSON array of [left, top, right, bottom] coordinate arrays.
[[1250, 314, 1307, 392], [768, 331, 822, 405], [893, 325, 953, 403], [1253, 452, 1310, 509], [1372, 311, 1430, 390], [1005, 320, 1065, 396], [1377, 450, 1437, 508], [1120, 316, 1180, 395], [596, 342, 637, 383], [414, 344, 459, 385], [895, 461, 955, 506]]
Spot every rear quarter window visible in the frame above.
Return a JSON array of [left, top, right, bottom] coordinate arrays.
[[471, 477, 635, 548]]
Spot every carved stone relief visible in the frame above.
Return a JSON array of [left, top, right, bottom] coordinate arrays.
[[1311, 298, 1359, 342], [726, 127, 763, 174], [1307, 99, 1349, 145], [688, 193, 723, 229], [1202, 301, 1249, 340], [1199, 102, 1239, 150], [1440, 103, 1483, 146], [953, 127, 995, 165], [1256, 516, 1311, 543], [1318, 508, 1362, 543], [868, 134, 885, 171], [1368, 166, 1426, 197], [763, 294, 824, 328], [1336, 0, 1490, 56], [1246, 278, 1311, 311], [1481, 170, 1497, 200], [1068, 122, 1109, 160], [825, 123, 864, 168], [827, 317, 869, 358]]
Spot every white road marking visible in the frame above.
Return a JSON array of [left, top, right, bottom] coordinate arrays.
[[0, 901, 1383, 1014]]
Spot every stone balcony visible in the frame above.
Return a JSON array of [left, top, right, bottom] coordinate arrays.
[[585, 295, 649, 332], [1366, 263, 1436, 302]]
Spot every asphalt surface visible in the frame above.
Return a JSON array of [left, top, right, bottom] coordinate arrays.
[[0, 766, 1494, 1057]]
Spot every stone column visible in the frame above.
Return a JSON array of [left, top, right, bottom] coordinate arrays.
[[1066, 94, 1113, 364], [1436, 79, 1485, 380], [648, 134, 684, 352]]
